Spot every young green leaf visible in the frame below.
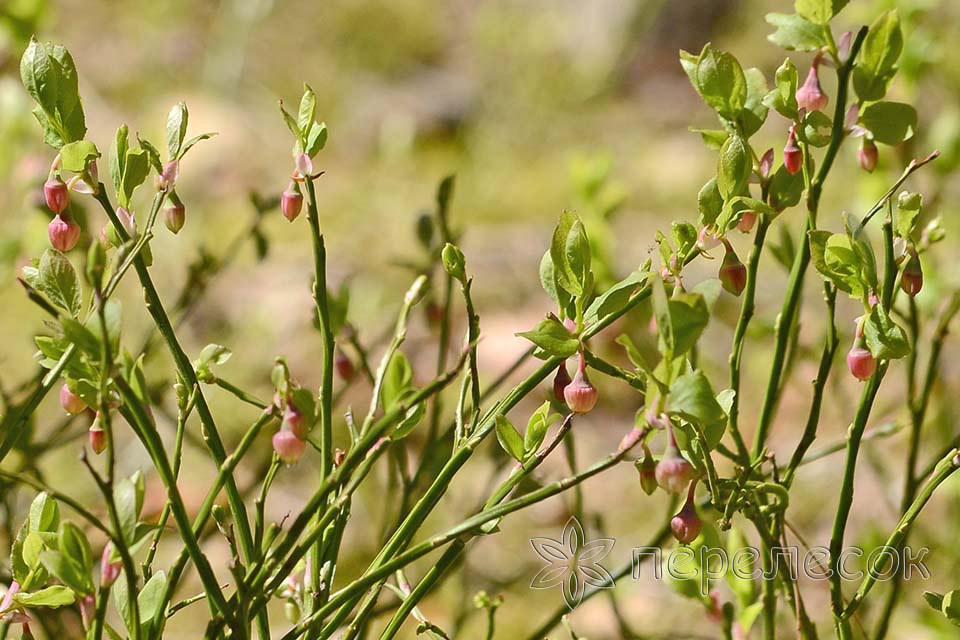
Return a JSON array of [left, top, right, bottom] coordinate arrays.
[[765, 13, 827, 52], [495, 415, 525, 462], [516, 315, 579, 359], [863, 305, 910, 360], [13, 585, 75, 608], [795, 0, 848, 25], [59, 140, 100, 173], [858, 101, 917, 145], [166, 102, 189, 160], [667, 371, 725, 443], [694, 44, 747, 120], [697, 177, 723, 226], [37, 249, 82, 318], [896, 191, 922, 240], [853, 10, 902, 102], [762, 58, 799, 120], [524, 401, 557, 454], [29, 492, 60, 533], [550, 212, 591, 297], [382, 351, 414, 409], [717, 135, 751, 201]]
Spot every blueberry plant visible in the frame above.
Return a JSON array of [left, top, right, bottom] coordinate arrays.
[[1, 1, 959, 638]]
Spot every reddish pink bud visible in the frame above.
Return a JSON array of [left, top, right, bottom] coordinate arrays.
[[334, 448, 346, 466], [796, 65, 828, 112], [737, 211, 756, 233], [80, 594, 96, 629], [671, 482, 702, 544], [273, 427, 306, 465], [858, 138, 878, 173], [784, 127, 803, 175], [697, 227, 721, 251], [563, 353, 598, 414], [552, 362, 571, 403], [283, 402, 307, 440], [116, 207, 136, 236], [847, 344, 876, 381], [335, 350, 355, 382], [562, 317, 577, 334], [48, 214, 81, 252], [89, 423, 106, 455], [44, 176, 70, 213], [901, 247, 923, 297], [160, 161, 179, 189], [100, 544, 121, 587], [719, 243, 747, 296], [295, 153, 313, 178], [164, 202, 186, 234], [759, 148, 774, 179], [656, 426, 694, 494], [837, 31, 853, 63], [636, 444, 658, 495], [281, 182, 304, 221], [60, 384, 87, 415]]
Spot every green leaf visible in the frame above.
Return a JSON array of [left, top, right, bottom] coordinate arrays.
[[843, 212, 878, 292], [667, 371, 725, 434], [859, 101, 916, 145], [382, 351, 413, 409], [495, 415, 525, 462], [766, 13, 827, 52], [768, 164, 804, 211], [59, 140, 100, 173], [394, 402, 425, 440], [13, 585, 75, 608], [20, 39, 86, 148], [166, 102, 188, 160], [550, 212, 591, 297], [120, 147, 150, 207], [179, 132, 216, 158], [795, 0, 847, 25], [516, 315, 579, 358], [853, 10, 902, 102], [809, 231, 867, 297], [524, 401, 557, 454], [59, 521, 92, 571], [717, 135, 751, 201], [923, 591, 944, 612], [37, 249, 82, 317], [863, 306, 910, 360], [942, 590, 960, 625], [801, 110, 832, 147], [762, 58, 799, 120], [279, 101, 300, 140], [39, 549, 93, 595], [29, 492, 60, 533], [666, 293, 710, 358], [114, 474, 142, 544], [298, 85, 317, 139], [61, 317, 99, 356], [136, 135, 163, 173], [193, 343, 232, 383], [693, 44, 747, 120], [896, 191, 922, 240], [583, 268, 649, 326], [110, 125, 129, 193], [689, 128, 728, 150], [697, 177, 723, 226], [137, 570, 167, 627], [303, 122, 327, 157], [741, 68, 770, 136]]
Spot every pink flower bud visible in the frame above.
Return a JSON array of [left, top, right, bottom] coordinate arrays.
[[80, 593, 96, 629], [283, 403, 307, 440], [273, 427, 306, 465], [100, 544, 121, 587], [48, 214, 81, 252], [671, 482, 702, 544], [334, 350, 355, 382], [796, 64, 828, 113], [697, 226, 721, 251], [719, 242, 747, 296], [160, 161, 179, 189], [858, 138, 878, 173], [281, 182, 304, 221], [164, 202, 186, 234], [901, 247, 923, 297], [636, 444, 658, 495], [837, 31, 853, 64], [759, 148, 774, 179], [60, 384, 87, 415], [552, 362, 571, 403], [44, 176, 70, 213], [847, 344, 876, 382], [117, 207, 136, 236], [295, 153, 313, 178], [737, 211, 756, 234], [89, 423, 106, 455], [656, 426, 694, 494], [784, 127, 803, 175], [563, 353, 598, 414]]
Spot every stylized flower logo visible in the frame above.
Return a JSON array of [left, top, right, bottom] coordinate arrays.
[[529, 516, 615, 609]]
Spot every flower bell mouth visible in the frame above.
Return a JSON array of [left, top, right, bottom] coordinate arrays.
[[273, 427, 307, 465]]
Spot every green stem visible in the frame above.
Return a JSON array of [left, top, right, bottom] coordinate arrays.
[[751, 27, 867, 459]]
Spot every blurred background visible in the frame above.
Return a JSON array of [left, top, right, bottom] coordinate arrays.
[[2, 0, 960, 637]]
